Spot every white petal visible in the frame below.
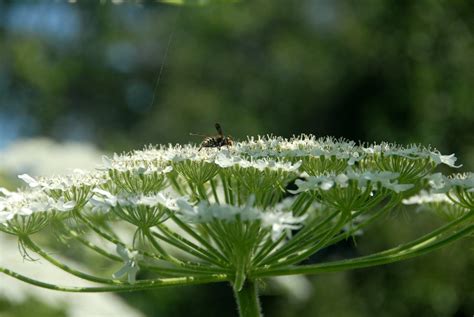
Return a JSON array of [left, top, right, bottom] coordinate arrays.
[[0, 212, 14, 223], [18, 174, 41, 188]]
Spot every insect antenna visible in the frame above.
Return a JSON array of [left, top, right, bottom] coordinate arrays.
[[189, 132, 207, 137]]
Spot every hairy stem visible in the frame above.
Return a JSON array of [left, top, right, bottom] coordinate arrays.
[[233, 279, 262, 317]]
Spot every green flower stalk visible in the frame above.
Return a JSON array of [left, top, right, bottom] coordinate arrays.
[[1, 135, 473, 317]]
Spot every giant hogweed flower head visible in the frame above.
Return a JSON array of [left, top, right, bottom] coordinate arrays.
[[1, 135, 469, 244], [0, 135, 472, 317]]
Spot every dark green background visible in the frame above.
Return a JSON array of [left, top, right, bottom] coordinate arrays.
[[0, 1, 473, 316]]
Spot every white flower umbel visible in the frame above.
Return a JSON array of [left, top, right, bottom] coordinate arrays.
[[19, 170, 106, 192], [445, 173, 474, 210], [175, 196, 306, 240], [176, 198, 261, 223], [0, 188, 75, 224], [101, 154, 174, 194], [89, 188, 181, 227], [18, 170, 107, 209], [449, 173, 474, 190], [292, 169, 414, 194], [0, 134, 472, 317], [289, 169, 417, 219], [101, 154, 174, 175], [0, 188, 75, 235], [403, 190, 452, 205], [90, 188, 187, 212], [215, 153, 302, 172], [403, 188, 471, 220]]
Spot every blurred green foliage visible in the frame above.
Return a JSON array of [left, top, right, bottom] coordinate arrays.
[[1, 0, 473, 163], [0, 1, 473, 316], [0, 297, 66, 317]]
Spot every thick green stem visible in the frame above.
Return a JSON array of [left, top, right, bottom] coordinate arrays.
[[233, 280, 262, 317]]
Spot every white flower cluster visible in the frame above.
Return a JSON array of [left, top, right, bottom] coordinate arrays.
[[1, 135, 468, 231], [0, 169, 105, 227], [104, 144, 211, 167], [102, 147, 303, 174], [100, 135, 461, 175], [89, 189, 307, 241], [236, 136, 363, 164], [402, 190, 452, 205], [292, 169, 414, 194], [89, 188, 184, 213], [177, 198, 260, 223], [0, 188, 75, 224], [232, 135, 461, 168], [214, 153, 302, 172], [448, 173, 474, 191], [402, 173, 474, 209], [177, 198, 306, 241], [423, 173, 474, 193], [18, 169, 107, 192], [362, 143, 460, 167], [101, 154, 174, 175]]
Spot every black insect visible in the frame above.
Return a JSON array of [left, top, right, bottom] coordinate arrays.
[[190, 123, 233, 150]]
